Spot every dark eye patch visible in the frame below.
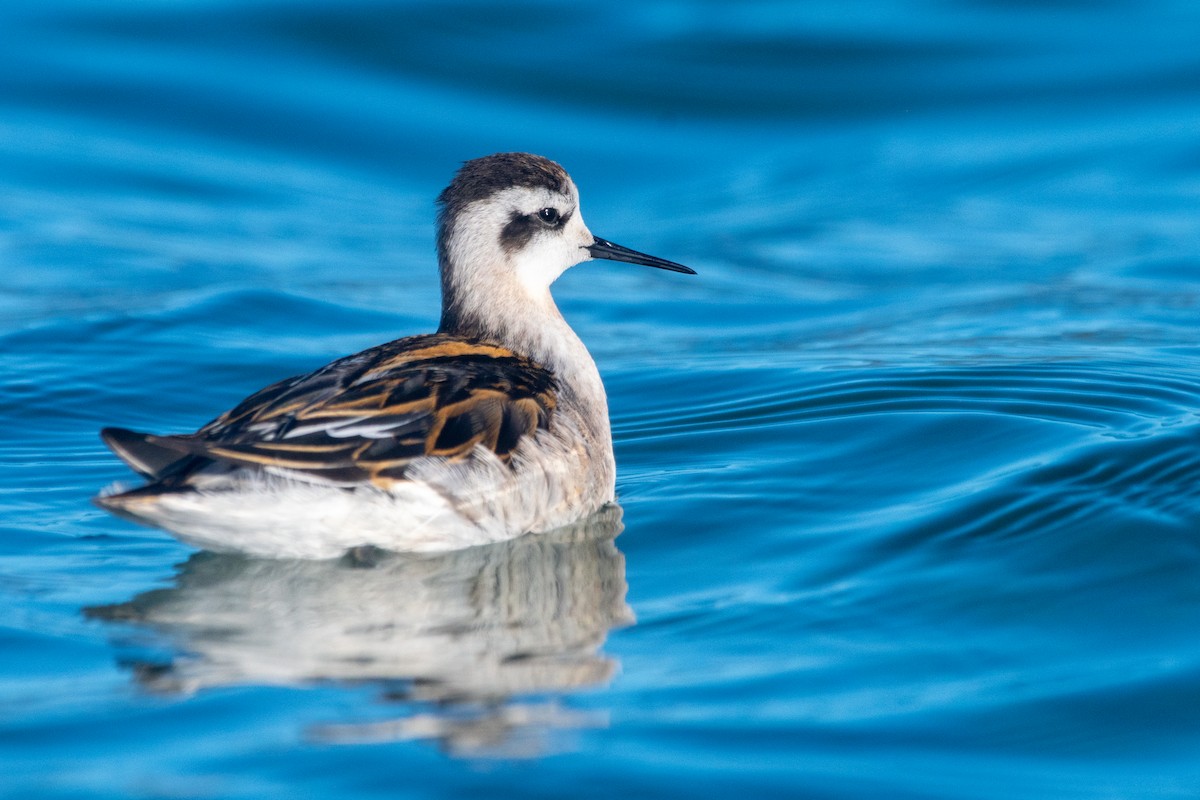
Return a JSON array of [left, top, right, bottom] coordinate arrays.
[[500, 212, 539, 254], [499, 208, 573, 253]]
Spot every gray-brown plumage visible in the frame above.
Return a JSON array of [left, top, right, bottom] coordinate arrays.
[[100, 334, 557, 491]]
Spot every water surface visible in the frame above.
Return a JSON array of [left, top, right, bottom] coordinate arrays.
[[3, 1, 1200, 797]]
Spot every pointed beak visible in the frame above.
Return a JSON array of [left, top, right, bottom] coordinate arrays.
[[585, 237, 696, 275]]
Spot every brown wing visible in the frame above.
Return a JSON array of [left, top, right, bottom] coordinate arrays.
[[125, 334, 557, 488]]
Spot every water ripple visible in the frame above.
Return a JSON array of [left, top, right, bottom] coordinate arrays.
[[616, 364, 1200, 440], [910, 422, 1200, 548]]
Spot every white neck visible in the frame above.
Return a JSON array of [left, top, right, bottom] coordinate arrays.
[[444, 277, 610, 436], [435, 187, 612, 448]]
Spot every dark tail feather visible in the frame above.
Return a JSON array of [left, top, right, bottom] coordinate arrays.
[[100, 427, 191, 479], [93, 479, 193, 512]]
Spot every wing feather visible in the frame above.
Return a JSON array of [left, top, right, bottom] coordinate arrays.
[[126, 334, 557, 488]]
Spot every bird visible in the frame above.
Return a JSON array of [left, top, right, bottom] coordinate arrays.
[[95, 152, 695, 559]]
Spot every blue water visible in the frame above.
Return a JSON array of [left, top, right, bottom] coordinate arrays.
[[3, 1, 1200, 796]]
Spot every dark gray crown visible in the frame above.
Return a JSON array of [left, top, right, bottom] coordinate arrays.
[[435, 153, 573, 338], [437, 153, 570, 232]]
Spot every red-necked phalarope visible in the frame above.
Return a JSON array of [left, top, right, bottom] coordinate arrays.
[[96, 153, 694, 559]]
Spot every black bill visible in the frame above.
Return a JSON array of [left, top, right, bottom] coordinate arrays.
[[586, 237, 696, 275]]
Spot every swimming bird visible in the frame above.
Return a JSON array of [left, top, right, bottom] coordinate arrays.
[[96, 152, 694, 559]]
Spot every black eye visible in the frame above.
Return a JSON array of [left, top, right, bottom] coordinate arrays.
[[537, 207, 560, 225]]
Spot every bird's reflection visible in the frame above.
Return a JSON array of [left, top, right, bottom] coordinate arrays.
[[86, 504, 633, 757]]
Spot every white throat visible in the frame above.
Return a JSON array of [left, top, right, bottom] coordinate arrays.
[[437, 187, 611, 439]]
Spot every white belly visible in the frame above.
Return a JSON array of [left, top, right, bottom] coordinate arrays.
[[104, 421, 615, 560]]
